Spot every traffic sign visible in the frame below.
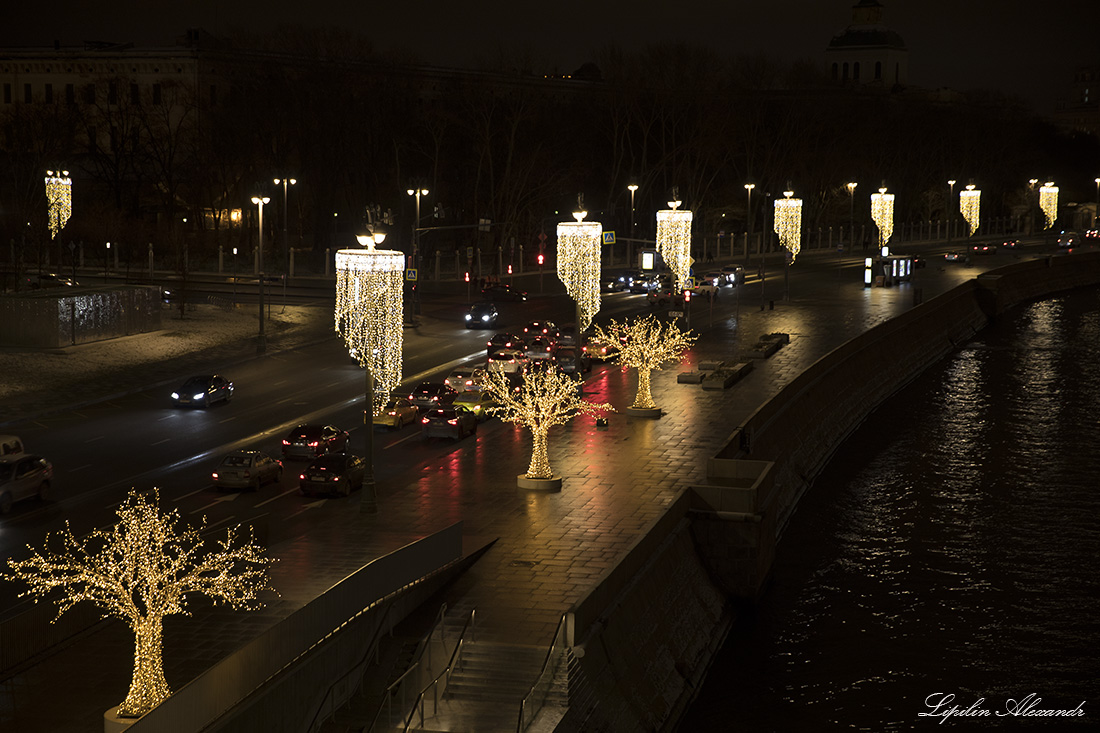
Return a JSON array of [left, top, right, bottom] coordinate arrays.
[[684, 277, 696, 289], [406, 269, 418, 281], [466, 246, 474, 259], [603, 231, 616, 244]]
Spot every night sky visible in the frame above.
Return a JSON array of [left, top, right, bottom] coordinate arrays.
[[5, 1, 1099, 111]]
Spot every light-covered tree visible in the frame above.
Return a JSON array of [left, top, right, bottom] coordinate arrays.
[[593, 315, 697, 410], [3, 489, 276, 718], [483, 364, 613, 479]]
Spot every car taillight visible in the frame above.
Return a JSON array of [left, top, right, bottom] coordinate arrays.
[[211, 472, 219, 480], [447, 418, 458, 425], [308, 441, 319, 447], [421, 417, 430, 424], [431, 395, 439, 401], [299, 474, 306, 481], [282, 439, 290, 445]]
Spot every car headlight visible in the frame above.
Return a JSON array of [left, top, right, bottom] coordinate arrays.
[[193, 392, 205, 401], [465, 314, 472, 320], [482, 315, 490, 321], [171, 392, 180, 400]]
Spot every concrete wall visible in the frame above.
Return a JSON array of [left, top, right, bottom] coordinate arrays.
[[0, 285, 161, 347]]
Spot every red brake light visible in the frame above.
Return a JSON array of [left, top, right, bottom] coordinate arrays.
[[211, 472, 219, 480], [282, 439, 290, 445], [308, 441, 319, 447], [421, 417, 430, 424], [299, 474, 305, 480], [447, 418, 458, 425]]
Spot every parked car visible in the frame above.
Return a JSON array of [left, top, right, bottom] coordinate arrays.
[[421, 405, 479, 440], [281, 424, 350, 460], [453, 390, 497, 421], [553, 347, 591, 375], [487, 332, 526, 356], [481, 283, 527, 301], [487, 348, 527, 373], [171, 374, 234, 407], [944, 251, 967, 262], [0, 454, 53, 512], [298, 453, 365, 497], [373, 399, 419, 430], [525, 336, 556, 361], [465, 301, 499, 329], [0, 434, 25, 457], [406, 382, 458, 410], [211, 450, 282, 491], [445, 367, 488, 392], [970, 243, 997, 256]]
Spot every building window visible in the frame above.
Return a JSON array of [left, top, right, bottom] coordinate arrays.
[[131, 83, 140, 105], [3, 83, 10, 104], [66, 83, 75, 105], [831, 62, 838, 80], [152, 83, 161, 105], [842, 62, 849, 81], [875, 61, 882, 80], [853, 62, 860, 81], [84, 83, 96, 104], [24, 83, 32, 103], [45, 84, 53, 103], [108, 81, 118, 104]]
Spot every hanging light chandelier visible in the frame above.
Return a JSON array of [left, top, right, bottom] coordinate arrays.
[[45, 170, 72, 240], [556, 199, 602, 332], [656, 191, 693, 290], [959, 184, 981, 236], [870, 186, 895, 246], [773, 189, 803, 263], [1039, 182, 1058, 229]]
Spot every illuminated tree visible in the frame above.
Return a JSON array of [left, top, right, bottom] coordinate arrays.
[[3, 489, 276, 718], [482, 364, 612, 479], [593, 315, 697, 410]]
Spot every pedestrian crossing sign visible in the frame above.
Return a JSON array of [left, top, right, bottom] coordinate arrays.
[[603, 231, 616, 244], [406, 269, 418, 281], [684, 276, 695, 289]]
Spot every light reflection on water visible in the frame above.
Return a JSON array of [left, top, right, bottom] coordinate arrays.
[[679, 288, 1100, 732]]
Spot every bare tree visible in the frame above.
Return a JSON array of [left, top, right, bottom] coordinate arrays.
[[593, 315, 697, 410], [3, 489, 276, 718]]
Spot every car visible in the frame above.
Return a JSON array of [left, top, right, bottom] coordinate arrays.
[[487, 348, 527, 373], [911, 255, 928, 269], [407, 382, 458, 410], [1056, 231, 1080, 249], [1001, 239, 1019, 250], [211, 450, 282, 491], [281, 424, 350, 460], [0, 454, 53, 513], [721, 265, 745, 285], [445, 366, 488, 392], [553, 347, 591, 375], [587, 335, 619, 361], [647, 288, 685, 307], [33, 272, 78, 288], [421, 405, 479, 440], [453, 390, 497, 421], [694, 280, 721, 298], [171, 374, 234, 407], [298, 453, 365, 497], [481, 283, 527, 302], [970, 243, 997, 256], [373, 399, 419, 430], [603, 270, 634, 292], [701, 272, 726, 287], [1086, 229, 1099, 240], [525, 336, 556, 361], [522, 320, 558, 339], [555, 325, 584, 349], [944, 251, 967, 262], [487, 332, 527, 356], [628, 273, 658, 293], [465, 301, 499, 329]]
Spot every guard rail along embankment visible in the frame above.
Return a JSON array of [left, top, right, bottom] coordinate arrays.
[[693, 251, 1100, 602]]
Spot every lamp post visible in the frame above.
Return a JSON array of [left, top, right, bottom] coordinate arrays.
[[628, 182, 638, 265], [946, 179, 956, 243], [846, 181, 857, 248], [406, 186, 428, 316], [105, 241, 111, 284], [274, 177, 296, 276], [1094, 177, 1099, 229], [1028, 178, 1039, 234], [745, 183, 755, 262], [251, 196, 270, 354]]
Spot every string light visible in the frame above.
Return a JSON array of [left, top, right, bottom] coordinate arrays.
[[45, 170, 72, 240], [335, 244, 404, 416], [773, 190, 802, 263], [959, 184, 981, 236], [656, 199, 693, 291], [3, 489, 276, 718], [556, 209, 602, 332], [870, 186, 895, 246], [1039, 183, 1058, 229], [591, 315, 697, 410], [482, 364, 612, 479]]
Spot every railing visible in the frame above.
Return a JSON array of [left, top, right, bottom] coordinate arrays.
[[401, 608, 477, 732], [365, 602, 449, 732], [516, 613, 568, 732]]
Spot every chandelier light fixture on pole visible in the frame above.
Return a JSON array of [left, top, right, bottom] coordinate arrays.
[[773, 189, 802, 263], [45, 170, 72, 240], [1039, 182, 1058, 229], [556, 195, 602, 332], [959, 184, 981, 236], [656, 189, 693, 290], [870, 186, 895, 250]]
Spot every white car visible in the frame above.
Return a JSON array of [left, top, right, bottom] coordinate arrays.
[[445, 367, 488, 392], [487, 349, 527, 373], [0, 454, 53, 513]]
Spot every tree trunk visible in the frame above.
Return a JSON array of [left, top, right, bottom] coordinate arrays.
[[632, 368, 656, 409], [118, 616, 171, 717], [526, 427, 552, 479]]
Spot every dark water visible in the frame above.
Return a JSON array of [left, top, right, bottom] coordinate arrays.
[[679, 288, 1100, 731]]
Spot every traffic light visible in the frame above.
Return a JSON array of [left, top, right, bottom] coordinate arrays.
[[537, 253, 545, 266], [683, 289, 691, 302], [464, 271, 470, 282]]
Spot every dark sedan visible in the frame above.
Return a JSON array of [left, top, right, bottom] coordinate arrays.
[[487, 332, 526, 356], [171, 374, 234, 407], [407, 382, 458, 410], [298, 453, 365, 497], [281, 424, 349, 460], [465, 301, 500, 329], [421, 405, 479, 440], [481, 284, 527, 302]]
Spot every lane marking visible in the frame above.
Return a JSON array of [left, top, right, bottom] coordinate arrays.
[[175, 487, 207, 500], [85, 435, 105, 443], [219, 416, 237, 424], [158, 414, 176, 421], [253, 488, 299, 507], [69, 464, 92, 472], [384, 431, 423, 450], [151, 438, 170, 446]]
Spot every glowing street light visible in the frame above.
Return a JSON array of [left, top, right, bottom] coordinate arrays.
[[628, 182, 638, 265], [745, 183, 756, 260], [947, 179, 957, 242], [407, 185, 429, 315], [45, 170, 72, 240], [1039, 182, 1058, 229], [251, 196, 270, 353], [871, 186, 895, 254], [273, 177, 296, 276], [336, 227, 402, 514], [846, 181, 857, 248], [960, 183, 981, 237]]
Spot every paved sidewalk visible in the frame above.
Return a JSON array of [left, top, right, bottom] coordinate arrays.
[[0, 252, 988, 731]]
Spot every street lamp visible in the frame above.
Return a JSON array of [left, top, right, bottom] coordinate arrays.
[[251, 196, 270, 354], [1094, 177, 1099, 229], [846, 181, 857, 249], [947, 179, 956, 242], [406, 186, 429, 315], [1028, 179, 1039, 234], [628, 182, 638, 265], [337, 227, 402, 514], [274, 177, 296, 277], [105, 241, 111, 284], [745, 183, 755, 260]]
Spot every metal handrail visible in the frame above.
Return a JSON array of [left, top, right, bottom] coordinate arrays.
[[402, 608, 477, 732], [366, 602, 449, 732], [305, 600, 395, 733], [516, 613, 568, 732]]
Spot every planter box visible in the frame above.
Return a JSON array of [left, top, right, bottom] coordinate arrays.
[[678, 371, 705, 384], [745, 340, 780, 359], [699, 360, 725, 371], [702, 370, 738, 390]]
